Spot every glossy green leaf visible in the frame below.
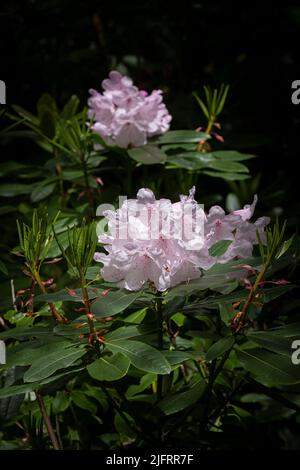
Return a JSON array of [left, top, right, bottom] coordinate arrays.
[[128, 145, 166, 164], [105, 339, 171, 374], [236, 347, 300, 385], [212, 151, 255, 161], [30, 183, 56, 202], [208, 239, 233, 257], [202, 170, 250, 181], [61, 95, 80, 119], [206, 336, 235, 361], [159, 380, 206, 415], [0, 383, 40, 398], [156, 130, 209, 144], [246, 332, 293, 357], [206, 160, 249, 173], [71, 390, 97, 414], [92, 290, 140, 317], [87, 353, 130, 381], [0, 325, 52, 340], [23, 346, 86, 382]]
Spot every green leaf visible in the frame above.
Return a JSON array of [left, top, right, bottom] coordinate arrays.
[[12, 105, 39, 124], [159, 380, 206, 415], [87, 353, 130, 381], [236, 347, 300, 385], [23, 346, 86, 382], [30, 183, 56, 202], [126, 373, 156, 397], [0, 184, 33, 197], [0, 325, 52, 340], [106, 326, 141, 341], [275, 234, 295, 259], [71, 390, 97, 414], [260, 285, 296, 303], [0, 161, 29, 177], [166, 152, 215, 170], [202, 170, 250, 181], [0, 205, 17, 215], [212, 151, 255, 161], [261, 322, 300, 338], [105, 340, 171, 374], [36, 287, 104, 302], [114, 411, 137, 443], [162, 350, 197, 366], [53, 391, 70, 414], [246, 332, 293, 357], [37, 93, 57, 139], [156, 130, 209, 144], [61, 95, 80, 119], [0, 260, 8, 275], [193, 92, 209, 118], [92, 290, 141, 317], [208, 239, 233, 257], [128, 145, 166, 164], [207, 160, 249, 173], [0, 383, 40, 398], [5, 340, 73, 368], [206, 336, 235, 361]]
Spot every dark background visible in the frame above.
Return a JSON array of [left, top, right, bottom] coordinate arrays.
[[0, 0, 299, 223]]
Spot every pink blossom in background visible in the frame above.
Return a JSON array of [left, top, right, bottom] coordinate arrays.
[[94, 188, 270, 291], [87, 71, 172, 148]]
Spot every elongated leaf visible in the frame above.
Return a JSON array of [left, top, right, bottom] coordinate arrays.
[[162, 350, 199, 366], [246, 332, 293, 357], [87, 353, 130, 381], [206, 336, 235, 361], [203, 170, 250, 181], [0, 325, 52, 340], [92, 290, 140, 317], [276, 234, 295, 259], [0, 184, 33, 197], [5, 340, 73, 368], [166, 152, 215, 170], [31, 183, 56, 202], [0, 260, 8, 275], [106, 326, 141, 341], [213, 151, 255, 161], [128, 145, 166, 164], [71, 390, 97, 414], [23, 346, 86, 382], [36, 287, 104, 303], [159, 380, 206, 415], [262, 322, 300, 338], [208, 239, 233, 257], [61, 95, 80, 119], [236, 347, 300, 385], [207, 160, 249, 173], [105, 339, 171, 374], [0, 383, 40, 398], [12, 105, 39, 124], [0, 161, 29, 177], [156, 130, 209, 144]]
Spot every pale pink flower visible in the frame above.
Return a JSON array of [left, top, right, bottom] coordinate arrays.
[[94, 189, 270, 291], [88, 71, 172, 148]]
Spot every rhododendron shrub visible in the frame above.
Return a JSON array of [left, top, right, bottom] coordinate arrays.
[[95, 188, 269, 291], [0, 72, 298, 451]]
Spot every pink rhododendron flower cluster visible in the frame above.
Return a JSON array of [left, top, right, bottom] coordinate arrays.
[[94, 188, 270, 291], [87, 71, 172, 148]]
